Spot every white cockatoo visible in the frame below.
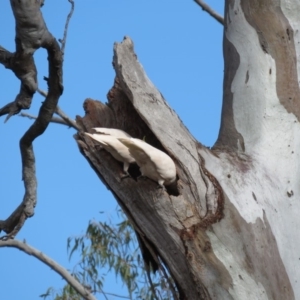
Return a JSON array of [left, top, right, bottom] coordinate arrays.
[[118, 137, 176, 188], [84, 128, 135, 176], [91, 128, 131, 138]]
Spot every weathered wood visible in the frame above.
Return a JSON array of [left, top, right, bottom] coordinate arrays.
[[0, 0, 63, 239], [76, 37, 226, 299]]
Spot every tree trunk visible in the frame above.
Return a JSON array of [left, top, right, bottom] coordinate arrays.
[[75, 0, 300, 298]]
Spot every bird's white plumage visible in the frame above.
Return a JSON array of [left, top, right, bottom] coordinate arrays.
[[85, 130, 135, 173], [92, 128, 131, 138], [118, 137, 176, 187]]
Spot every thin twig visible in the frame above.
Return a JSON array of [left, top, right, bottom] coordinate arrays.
[[137, 233, 178, 300], [157, 259, 179, 300], [37, 88, 48, 97], [37, 88, 80, 130], [99, 286, 109, 300], [56, 105, 81, 130], [98, 291, 130, 299], [146, 271, 160, 300], [0, 239, 97, 300], [20, 112, 73, 127], [60, 0, 75, 57], [194, 0, 224, 25]]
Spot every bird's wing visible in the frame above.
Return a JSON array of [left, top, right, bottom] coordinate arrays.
[[86, 133, 135, 163], [121, 138, 176, 180], [92, 128, 131, 138], [85, 132, 109, 146], [104, 138, 135, 163], [119, 138, 176, 184], [118, 138, 152, 165], [121, 138, 171, 167]]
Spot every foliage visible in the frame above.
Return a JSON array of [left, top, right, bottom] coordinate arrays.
[[41, 208, 174, 300]]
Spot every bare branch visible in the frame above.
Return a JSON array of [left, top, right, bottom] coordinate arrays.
[[11, 0, 54, 54], [0, 239, 97, 300], [98, 291, 130, 299], [20, 112, 72, 127], [194, 0, 224, 25], [38, 88, 81, 130], [22, 86, 80, 130], [145, 270, 160, 300], [0, 205, 27, 240], [0, 1, 63, 239], [60, 0, 75, 57], [0, 45, 14, 67], [37, 87, 48, 97], [0, 0, 59, 120], [0, 47, 37, 121], [56, 105, 81, 130]]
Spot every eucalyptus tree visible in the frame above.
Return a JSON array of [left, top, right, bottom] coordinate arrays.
[[1, 0, 299, 299]]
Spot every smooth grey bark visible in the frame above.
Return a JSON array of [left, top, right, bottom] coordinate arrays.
[[0, 240, 97, 300]]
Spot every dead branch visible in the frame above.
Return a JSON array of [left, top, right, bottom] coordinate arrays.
[[20, 108, 80, 130], [0, 239, 97, 300], [37, 88, 81, 130], [97, 292, 129, 299], [56, 105, 81, 130], [0, 0, 65, 239], [0, 0, 56, 120], [0, 46, 14, 67], [20, 112, 71, 127], [194, 0, 224, 25], [37, 88, 48, 97], [60, 0, 75, 57], [75, 36, 217, 299], [0, 204, 27, 239], [0, 46, 37, 121]]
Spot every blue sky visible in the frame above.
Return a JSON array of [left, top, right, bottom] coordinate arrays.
[[0, 1, 224, 299]]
